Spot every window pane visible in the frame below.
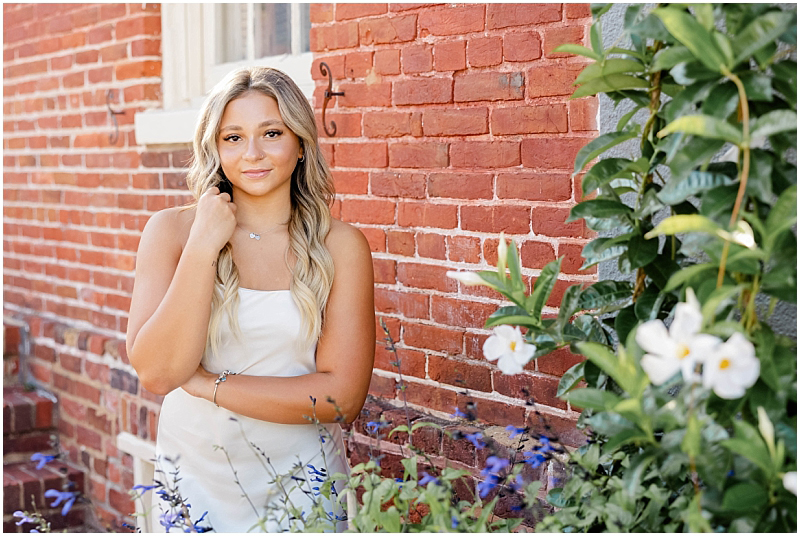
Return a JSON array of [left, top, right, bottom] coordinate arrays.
[[300, 4, 311, 53], [216, 4, 247, 63], [256, 3, 291, 57]]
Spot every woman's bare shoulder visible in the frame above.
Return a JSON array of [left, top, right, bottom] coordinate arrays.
[[140, 206, 196, 251], [326, 218, 370, 255]]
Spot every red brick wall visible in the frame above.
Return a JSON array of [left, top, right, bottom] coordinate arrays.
[[310, 3, 596, 433], [3, 2, 597, 528], [2, 3, 188, 529]]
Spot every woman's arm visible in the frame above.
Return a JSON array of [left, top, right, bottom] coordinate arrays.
[[126, 188, 237, 395], [181, 221, 376, 424]]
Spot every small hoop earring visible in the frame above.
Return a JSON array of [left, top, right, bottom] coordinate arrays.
[[298, 155, 305, 163]]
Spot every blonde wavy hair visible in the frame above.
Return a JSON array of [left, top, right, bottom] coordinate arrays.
[[184, 66, 335, 357]]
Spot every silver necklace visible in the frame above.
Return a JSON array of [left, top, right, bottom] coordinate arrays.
[[237, 222, 286, 241]]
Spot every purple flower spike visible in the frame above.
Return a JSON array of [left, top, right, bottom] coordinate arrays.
[[13, 511, 36, 526], [523, 451, 546, 469], [506, 425, 526, 439], [477, 475, 498, 498], [418, 471, 439, 486], [481, 455, 510, 477], [465, 432, 485, 449], [30, 453, 56, 470], [44, 489, 77, 517], [451, 407, 467, 418], [159, 511, 180, 530]]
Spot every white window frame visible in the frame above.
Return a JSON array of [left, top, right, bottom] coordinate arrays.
[[135, 4, 313, 146], [116, 432, 156, 533]]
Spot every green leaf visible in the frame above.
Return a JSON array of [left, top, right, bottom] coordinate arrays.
[[627, 233, 659, 270], [681, 413, 702, 458], [591, 3, 613, 18], [557, 284, 584, 330], [575, 341, 639, 395], [590, 18, 603, 55], [664, 263, 716, 292], [632, 188, 664, 220], [653, 7, 729, 72], [622, 451, 657, 498], [565, 387, 622, 411], [750, 110, 798, 142], [572, 74, 650, 99], [701, 284, 745, 323], [668, 137, 725, 183], [573, 129, 640, 174], [575, 59, 645, 85], [732, 10, 792, 66], [604, 430, 652, 454], [645, 214, 723, 239], [765, 184, 797, 247], [580, 237, 629, 270], [658, 170, 737, 205], [578, 280, 633, 310], [581, 158, 644, 193], [567, 199, 632, 223], [506, 238, 524, 293], [721, 420, 773, 475], [556, 361, 585, 397], [401, 456, 418, 481], [721, 482, 768, 512], [552, 43, 601, 60], [615, 305, 637, 344], [527, 258, 562, 324], [650, 45, 695, 72], [657, 114, 743, 145], [701, 82, 740, 119], [739, 72, 773, 102], [616, 105, 644, 131]]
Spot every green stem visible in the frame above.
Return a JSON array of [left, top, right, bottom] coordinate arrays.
[[717, 67, 751, 288]]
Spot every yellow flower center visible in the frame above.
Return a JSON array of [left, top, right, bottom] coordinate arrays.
[[676, 344, 690, 360], [719, 358, 731, 370], [510, 341, 517, 352]]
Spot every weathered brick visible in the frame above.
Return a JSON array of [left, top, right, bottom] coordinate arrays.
[[358, 14, 417, 45], [487, 3, 563, 29], [454, 71, 524, 102], [461, 205, 531, 234], [422, 108, 488, 136], [544, 26, 586, 58], [428, 172, 493, 200], [467, 37, 503, 67], [397, 262, 457, 293], [450, 141, 520, 169], [394, 78, 452, 106], [419, 5, 485, 36], [402, 44, 433, 74], [389, 142, 448, 168], [371, 171, 426, 198], [433, 40, 466, 71], [496, 172, 572, 201], [521, 138, 589, 170], [491, 104, 567, 135]]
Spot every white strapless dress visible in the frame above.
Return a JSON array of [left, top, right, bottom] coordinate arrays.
[[153, 288, 350, 533]]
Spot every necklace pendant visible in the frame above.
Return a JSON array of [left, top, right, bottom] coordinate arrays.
[[249, 232, 260, 240]]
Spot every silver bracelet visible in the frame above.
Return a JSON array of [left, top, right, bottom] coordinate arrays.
[[213, 370, 235, 407]]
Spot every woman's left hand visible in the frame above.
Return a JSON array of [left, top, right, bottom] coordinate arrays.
[[181, 364, 216, 401]]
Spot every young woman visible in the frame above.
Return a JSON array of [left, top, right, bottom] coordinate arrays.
[[126, 67, 375, 532]]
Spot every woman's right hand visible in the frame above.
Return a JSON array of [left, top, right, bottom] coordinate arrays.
[[187, 186, 238, 254]]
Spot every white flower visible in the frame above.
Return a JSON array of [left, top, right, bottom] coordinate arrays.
[[702, 332, 760, 399], [757, 406, 775, 456], [783, 472, 797, 496], [446, 271, 487, 286], [635, 289, 721, 385], [483, 325, 536, 375]]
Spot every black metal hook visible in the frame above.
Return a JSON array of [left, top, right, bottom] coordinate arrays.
[[106, 89, 124, 144], [320, 61, 344, 137]]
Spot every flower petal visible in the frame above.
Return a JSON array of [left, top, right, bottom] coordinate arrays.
[[483, 335, 506, 362], [446, 271, 487, 286], [635, 320, 672, 356], [497, 354, 525, 375], [784, 472, 797, 496], [641, 354, 680, 385], [670, 299, 703, 342]]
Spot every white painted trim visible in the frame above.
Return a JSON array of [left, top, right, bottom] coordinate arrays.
[[134, 108, 199, 146], [117, 432, 156, 533]]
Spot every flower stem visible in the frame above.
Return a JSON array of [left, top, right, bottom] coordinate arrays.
[[717, 67, 751, 288]]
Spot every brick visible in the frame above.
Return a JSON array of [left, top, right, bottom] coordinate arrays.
[[340, 199, 395, 224], [310, 3, 333, 23], [560, 242, 596, 274], [497, 172, 571, 201], [450, 141, 519, 169], [521, 138, 588, 170], [527, 63, 585, 98], [100, 4, 127, 19], [419, 5, 485, 36], [358, 228, 384, 253], [544, 26, 586, 58], [389, 142, 448, 168], [110, 368, 138, 394], [454, 71, 524, 102], [332, 170, 368, 195], [374, 49, 400, 75], [131, 37, 160, 57], [566, 3, 591, 19], [433, 40, 466, 71], [393, 78, 452, 106], [375, 288, 429, 319], [363, 111, 411, 138], [520, 240, 557, 270], [336, 3, 387, 20], [468, 37, 502, 67], [87, 24, 113, 44], [374, 345, 425, 378], [429, 355, 492, 392], [115, 60, 161, 80], [372, 256, 397, 284], [416, 232, 446, 260], [397, 262, 457, 293], [569, 98, 598, 131], [314, 112, 361, 137], [404, 322, 463, 354], [368, 373, 397, 398], [526, 411, 586, 448], [422, 108, 488, 136], [312, 55, 345, 80], [371, 171, 426, 198], [402, 44, 433, 74], [310, 21, 359, 51], [488, 3, 563, 29], [338, 82, 392, 107], [387, 230, 415, 256], [532, 206, 586, 238], [461, 205, 531, 234], [345, 51, 373, 78], [447, 235, 481, 263], [335, 142, 388, 168], [358, 14, 417, 45], [538, 346, 585, 376], [116, 14, 161, 39], [432, 295, 497, 330], [398, 201, 458, 229], [428, 172, 493, 200], [491, 104, 567, 135], [457, 393, 527, 427]]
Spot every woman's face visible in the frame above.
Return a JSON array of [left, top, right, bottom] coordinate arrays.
[[216, 90, 303, 201]]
